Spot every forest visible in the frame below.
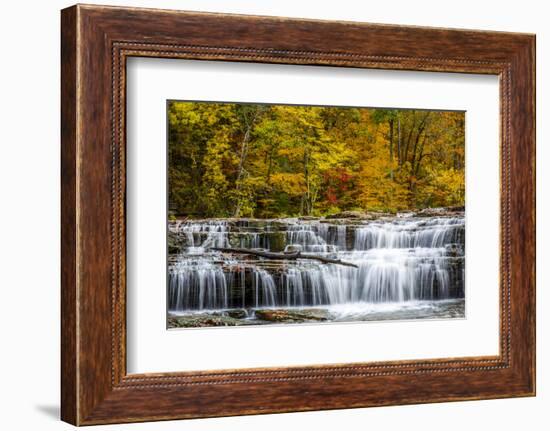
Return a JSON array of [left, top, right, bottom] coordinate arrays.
[[168, 101, 465, 218]]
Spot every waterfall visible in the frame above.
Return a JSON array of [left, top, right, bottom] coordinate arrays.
[[173, 221, 229, 251], [168, 258, 229, 311], [286, 220, 342, 253], [286, 222, 327, 250], [254, 269, 277, 308], [168, 216, 464, 312], [337, 225, 347, 250], [354, 217, 464, 250]]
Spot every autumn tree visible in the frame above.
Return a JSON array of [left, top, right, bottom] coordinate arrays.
[[168, 101, 465, 218]]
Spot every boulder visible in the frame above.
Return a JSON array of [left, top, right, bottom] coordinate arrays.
[[167, 314, 243, 328], [254, 308, 329, 323], [284, 244, 303, 253], [225, 309, 248, 319]]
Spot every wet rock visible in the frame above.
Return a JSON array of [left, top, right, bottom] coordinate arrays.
[[325, 211, 395, 220], [367, 211, 395, 218], [167, 314, 244, 328], [445, 243, 464, 256], [254, 310, 287, 322], [414, 206, 465, 217], [167, 229, 185, 254], [266, 232, 287, 252], [325, 210, 369, 219], [284, 244, 303, 253], [254, 308, 329, 323], [292, 309, 330, 321], [225, 309, 248, 319]]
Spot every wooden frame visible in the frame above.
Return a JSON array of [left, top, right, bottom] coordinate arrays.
[[61, 4, 535, 425]]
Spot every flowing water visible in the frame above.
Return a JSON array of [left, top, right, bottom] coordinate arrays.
[[167, 215, 465, 324]]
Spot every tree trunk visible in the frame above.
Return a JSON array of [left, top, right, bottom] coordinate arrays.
[[303, 149, 311, 215], [265, 145, 274, 184], [397, 117, 402, 166], [233, 108, 263, 217], [403, 112, 416, 166], [211, 247, 359, 268], [415, 134, 428, 177], [411, 113, 430, 178], [389, 118, 394, 179]]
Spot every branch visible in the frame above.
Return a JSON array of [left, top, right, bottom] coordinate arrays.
[[211, 247, 359, 268]]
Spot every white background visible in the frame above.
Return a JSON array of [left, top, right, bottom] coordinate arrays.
[[127, 59, 499, 373], [0, 0, 547, 430]]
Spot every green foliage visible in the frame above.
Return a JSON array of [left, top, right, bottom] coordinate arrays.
[[168, 101, 465, 217]]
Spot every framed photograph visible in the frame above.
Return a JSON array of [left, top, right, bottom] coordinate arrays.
[[61, 4, 535, 425]]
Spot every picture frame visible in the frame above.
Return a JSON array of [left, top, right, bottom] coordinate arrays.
[[61, 4, 535, 425]]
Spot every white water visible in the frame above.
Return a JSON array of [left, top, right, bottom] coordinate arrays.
[[168, 216, 464, 313], [354, 217, 464, 250], [170, 220, 229, 249], [169, 258, 229, 310]]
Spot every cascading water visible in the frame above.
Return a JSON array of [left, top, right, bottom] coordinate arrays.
[[286, 223, 327, 251], [168, 258, 229, 311], [167, 216, 465, 316], [354, 217, 464, 250]]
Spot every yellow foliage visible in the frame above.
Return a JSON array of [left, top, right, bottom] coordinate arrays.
[[270, 173, 306, 196], [168, 101, 465, 217]]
